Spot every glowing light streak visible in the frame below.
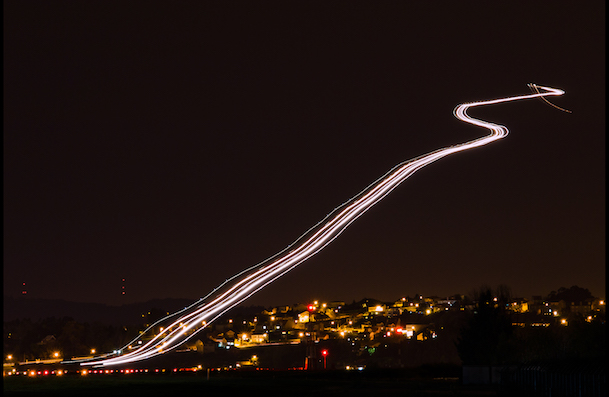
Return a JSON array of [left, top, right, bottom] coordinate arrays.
[[80, 84, 566, 366], [528, 83, 572, 113]]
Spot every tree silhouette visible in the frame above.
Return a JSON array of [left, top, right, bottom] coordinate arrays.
[[546, 285, 595, 303], [456, 285, 514, 366]]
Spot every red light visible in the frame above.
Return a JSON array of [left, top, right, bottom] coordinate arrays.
[[321, 349, 328, 356], [308, 305, 315, 311]]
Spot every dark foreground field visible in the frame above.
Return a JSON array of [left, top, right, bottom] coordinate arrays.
[[4, 370, 506, 397]]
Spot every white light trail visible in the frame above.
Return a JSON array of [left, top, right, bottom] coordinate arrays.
[[78, 84, 566, 366]]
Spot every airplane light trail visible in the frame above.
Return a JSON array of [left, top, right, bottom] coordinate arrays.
[[76, 84, 566, 367]]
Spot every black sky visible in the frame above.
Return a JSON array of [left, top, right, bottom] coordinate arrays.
[[4, 2, 605, 307]]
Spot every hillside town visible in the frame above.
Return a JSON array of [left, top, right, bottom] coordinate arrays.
[[4, 286, 605, 373], [180, 291, 605, 365]]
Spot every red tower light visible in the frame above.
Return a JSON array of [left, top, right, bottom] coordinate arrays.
[[321, 349, 328, 369]]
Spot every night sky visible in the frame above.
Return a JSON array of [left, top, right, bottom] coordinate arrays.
[[4, 2, 605, 307]]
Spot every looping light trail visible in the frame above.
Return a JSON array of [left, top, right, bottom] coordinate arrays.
[[528, 83, 572, 113], [75, 84, 566, 367]]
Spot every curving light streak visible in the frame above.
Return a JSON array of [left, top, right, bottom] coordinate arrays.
[[78, 84, 566, 367]]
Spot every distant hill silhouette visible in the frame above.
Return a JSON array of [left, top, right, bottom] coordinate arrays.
[[3, 295, 196, 325]]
